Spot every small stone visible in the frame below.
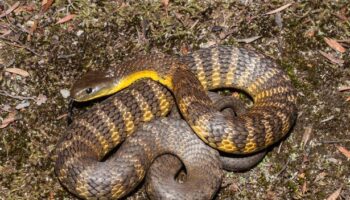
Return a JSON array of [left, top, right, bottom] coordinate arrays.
[[15, 101, 30, 110], [76, 30, 84, 36], [60, 89, 70, 98], [328, 158, 340, 164]]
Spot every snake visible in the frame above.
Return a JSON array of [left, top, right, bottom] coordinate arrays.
[[71, 45, 297, 154], [56, 45, 297, 199]]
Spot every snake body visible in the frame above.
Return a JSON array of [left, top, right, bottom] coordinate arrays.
[[56, 80, 246, 199], [71, 45, 297, 154], [57, 45, 297, 199]]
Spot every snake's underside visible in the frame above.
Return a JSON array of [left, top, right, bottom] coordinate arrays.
[[56, 45, 297, 199]]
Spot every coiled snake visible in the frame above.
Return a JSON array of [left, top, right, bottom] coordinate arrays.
[[55, 45, 297, 199]]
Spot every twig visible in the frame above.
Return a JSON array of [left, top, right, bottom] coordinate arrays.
[[0, 36, 40, 56], [0, 90, 36, 100], [275, 159, 290, 177]]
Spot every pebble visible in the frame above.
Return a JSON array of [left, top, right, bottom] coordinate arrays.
[[60, 89, 70, 99]]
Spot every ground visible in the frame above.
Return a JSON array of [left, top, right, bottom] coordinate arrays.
[[0, 1, 349, 200]]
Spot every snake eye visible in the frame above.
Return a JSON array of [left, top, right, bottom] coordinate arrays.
[[85, 88, 93, 94]]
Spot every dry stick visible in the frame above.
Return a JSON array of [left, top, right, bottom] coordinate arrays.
[[275, 159, 290, 177], [0, 90, 36, 100]]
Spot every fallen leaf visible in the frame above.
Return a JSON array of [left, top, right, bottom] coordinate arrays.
[[319, 50, 344, 65], [338, 86, 350, 92], [56, 14, 75, 24], [36, 94, 47, 105], [236, 36, 262, 43], [42, 0, 54, 13], [324, 37, 346, 53], [0, 1, 20, 18], [4, 68, 30, 77], [326, 187, 342, 200], [336, 146, 350, 158], [266, 3, 293, 15], [0, 111, 16, 128], [301, 126, 312, 148]]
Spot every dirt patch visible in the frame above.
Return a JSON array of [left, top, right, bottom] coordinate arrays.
[[0, 1, 349, 199]]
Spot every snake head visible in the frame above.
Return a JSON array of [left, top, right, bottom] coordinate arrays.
[[70, 69, 120, 102]]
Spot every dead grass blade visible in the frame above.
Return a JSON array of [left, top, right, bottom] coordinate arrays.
[[236, 36, 262, 43], [266, 3, 292, 15]]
